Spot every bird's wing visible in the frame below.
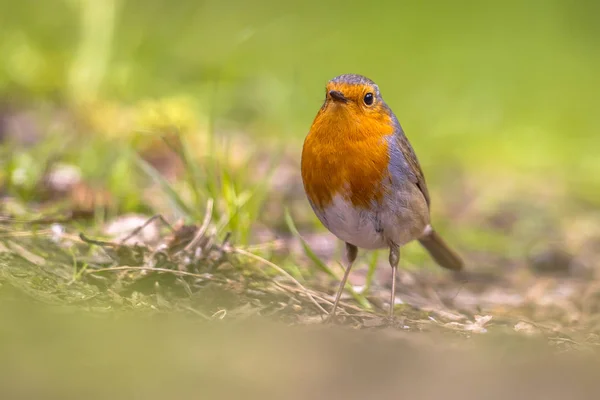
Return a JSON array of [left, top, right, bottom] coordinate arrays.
[[394, 131, 431, 207]]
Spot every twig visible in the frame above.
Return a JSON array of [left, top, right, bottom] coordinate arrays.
[[183, 306, 211, 320], [85, 265, 208, 279], [0, 229, 53, 238], [182, 198, 214, 252], [222, 231, 232, 247], [547, 336, 583, 346], [232, 247, 329, 315], [243, 239, 286, 252], [119, 214, 174, 245], [0, 214, 75, 225], [79, 233, 117, 247], [274, 281, 365, 315]]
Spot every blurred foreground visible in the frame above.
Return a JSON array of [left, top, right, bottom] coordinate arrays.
[[1, 301, 599, 400]]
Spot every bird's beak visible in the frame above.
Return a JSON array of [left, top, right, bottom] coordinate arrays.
[[328, 90, 348, 103]]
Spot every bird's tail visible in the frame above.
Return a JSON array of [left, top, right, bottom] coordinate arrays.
[[419, 229, 464, 271]]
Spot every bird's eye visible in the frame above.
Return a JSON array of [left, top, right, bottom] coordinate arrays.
[[363, 92, 374, 106]]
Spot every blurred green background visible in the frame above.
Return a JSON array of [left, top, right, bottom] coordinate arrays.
[[1, 0, 599, 179]]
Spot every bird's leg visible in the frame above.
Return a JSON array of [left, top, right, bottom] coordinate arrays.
[[327, 242, 358, 322], [388, 244, 400, 320]]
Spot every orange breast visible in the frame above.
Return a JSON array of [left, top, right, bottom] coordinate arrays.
[[301, 107, 394, 211]]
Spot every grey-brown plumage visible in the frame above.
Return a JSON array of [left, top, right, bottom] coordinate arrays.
[[393, 120, 464, 271]]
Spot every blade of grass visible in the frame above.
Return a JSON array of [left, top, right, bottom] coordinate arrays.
[[215, 183, 251, 235], [363, 250, 380, 295], [284, 208, 372, 310], [203, 76, 221, 203], [234, 144, 285, 244], [334, 261, 372, 310], [134, 153, 192, 218], [161, 129, 203, 210], [284, 208, 335, 278], [214, 148, 281, 243], [281, 259, 305, 282]]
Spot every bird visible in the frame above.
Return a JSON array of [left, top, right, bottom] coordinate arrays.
[[300, 74, 464, 320]]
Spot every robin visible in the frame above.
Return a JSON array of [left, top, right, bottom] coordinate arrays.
[[301, 74, 464, 320]]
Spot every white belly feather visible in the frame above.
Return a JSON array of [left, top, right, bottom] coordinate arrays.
[[313, 188, 430, 250]]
